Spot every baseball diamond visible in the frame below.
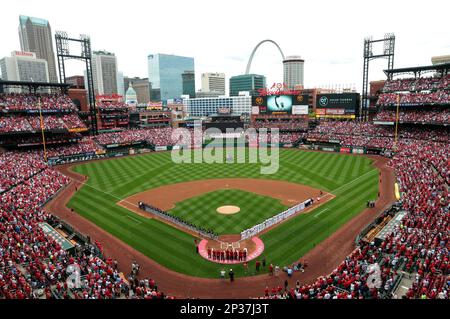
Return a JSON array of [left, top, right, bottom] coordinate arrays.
[[1, 8, 448, 304], [59, 149, 379, 280]]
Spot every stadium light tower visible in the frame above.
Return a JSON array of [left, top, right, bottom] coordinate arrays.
[[361, 33, 395, 121], [55, 31, 98, 135]]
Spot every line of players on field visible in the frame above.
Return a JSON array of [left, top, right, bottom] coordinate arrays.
[[207, 248, 248, 262]]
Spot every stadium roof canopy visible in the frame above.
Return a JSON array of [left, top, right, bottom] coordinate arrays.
[[384, 62, 450, 76]]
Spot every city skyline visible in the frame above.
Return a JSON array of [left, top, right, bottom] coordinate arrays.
[[1, 0, 449, 93]]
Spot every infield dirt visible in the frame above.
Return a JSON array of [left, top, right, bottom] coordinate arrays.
[[45, 155, 395, 298]]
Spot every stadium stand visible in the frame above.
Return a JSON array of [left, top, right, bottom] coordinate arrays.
[[0, 86, 448, 299], [0, 150, 172, 299], [0, 93, 77, 111], [374, 109, 449, 125], [261, 73, 449, 298], [381, 75, 450, 93]]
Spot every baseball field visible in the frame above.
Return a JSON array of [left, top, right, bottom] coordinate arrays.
[[66, 148, 379, 278]]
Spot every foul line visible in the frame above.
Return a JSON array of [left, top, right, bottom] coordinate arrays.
[[314, 208, 329, 218], [321, 169, 378, 200], [126, 215, 142, 224], [66, 174, 139, 209]]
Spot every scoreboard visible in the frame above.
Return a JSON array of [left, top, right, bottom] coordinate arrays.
[[315, 93, 360, 119], [252, 94, 309, 115]]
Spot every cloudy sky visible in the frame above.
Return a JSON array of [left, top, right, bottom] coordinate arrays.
[[1, 0, 449, 93]]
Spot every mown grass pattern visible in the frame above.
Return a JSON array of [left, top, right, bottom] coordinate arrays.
[[169, 189, 289, 234], [68, 149, 379, 278]]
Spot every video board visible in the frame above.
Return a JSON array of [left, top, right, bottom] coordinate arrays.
[[252, 94, 309, 115], [316, 93, 360, 118]]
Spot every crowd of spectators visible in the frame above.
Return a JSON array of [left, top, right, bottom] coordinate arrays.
[[0, 93, 77, 111], [45, 138, 100, 158], [382, 75, 450, 93], [94, 128, 176, 147], [377, 91, 450, 106], [0, 114, 86, 133], [265, 132, 306, 144], [252, 120, 308, 131], [385, 139, 449, 298], [263, 125, 449, 299], [0, 89, 448, 299], [97, 100, 129, 109], [0, 116, 33, 133], [262, 243, 399, 299], [0, 150, 170, 299], [310, 121, 390, 137], [0, 165, 70, 298], [0, 93, 85, 134], [0, 151, 47, 193], [306, 120, 450, 149], [61, 114, 87, 130], [374, 109, 450, 125]]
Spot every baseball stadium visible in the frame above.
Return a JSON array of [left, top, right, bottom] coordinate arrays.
[[0, 10, 449, 304]]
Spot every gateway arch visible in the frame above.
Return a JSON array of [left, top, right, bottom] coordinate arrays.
[[245, 39, 285, 74]]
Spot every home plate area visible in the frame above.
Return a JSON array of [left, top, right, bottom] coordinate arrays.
[[198, 237, 264, 264]]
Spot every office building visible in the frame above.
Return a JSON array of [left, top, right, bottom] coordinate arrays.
[[123, 76, 151, 104], [283, 56, 305, 89], [229, 74, 266, 96], [91, 50, 118, 95], [182, 71, 196, 98], [431, 55, 450, 65], [201, 72, 225, 95], [66, 75, 85, 89], [147, 53, 195, 101], [117, 71, 125, 96], [18, 15, 58, 83], [196, 90, 223, 98], [0, 51, 49, 92], [183, 95, 251, 117]]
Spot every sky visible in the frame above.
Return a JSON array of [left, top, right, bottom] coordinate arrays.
[[1, 0, 450, 94]]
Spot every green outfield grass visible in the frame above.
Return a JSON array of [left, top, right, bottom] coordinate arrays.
[[169, 189, 288, 234], [68, 148, 379, 278]]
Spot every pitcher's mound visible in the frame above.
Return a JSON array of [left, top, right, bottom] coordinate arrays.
[[217, 205, 240, 215]]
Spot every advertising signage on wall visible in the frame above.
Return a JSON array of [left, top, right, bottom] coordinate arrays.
[[252, 94, 309, 115], [316, 93, 360, 117], [217, 107, 231, 115], [292, 105, 308, 115]]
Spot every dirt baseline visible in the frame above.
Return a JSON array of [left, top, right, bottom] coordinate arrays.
[[119, 178, 325, 212], [47, 155, 395, 299]]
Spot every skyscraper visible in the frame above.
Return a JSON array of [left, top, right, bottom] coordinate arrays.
[[18, 15, 58, 83], [201, 72, 225, 95], [147, 53, 195, 101], [182, 71, 196, 98], [91, 50, 118, 95], [283, 56, 305, 89], [229, 74, 266, 96]]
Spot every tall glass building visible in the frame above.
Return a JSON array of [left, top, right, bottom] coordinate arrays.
[[182, 71, 196, 98], [229, 74, 266, 96], [147, 53, 195, 102]]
